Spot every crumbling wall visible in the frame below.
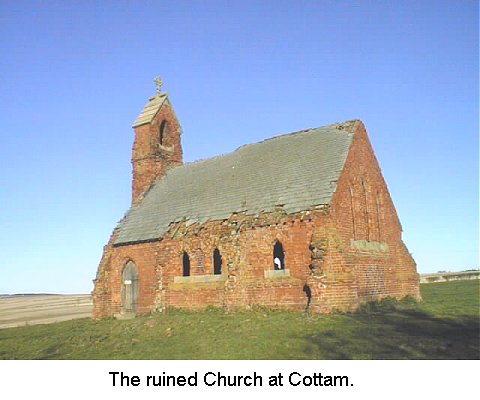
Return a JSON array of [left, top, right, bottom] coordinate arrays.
[[307, 225, 359, 313]]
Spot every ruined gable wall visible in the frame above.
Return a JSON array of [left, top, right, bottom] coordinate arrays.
[[329, 121, 420, 302]]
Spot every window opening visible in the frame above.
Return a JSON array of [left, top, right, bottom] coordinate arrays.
[[303, 284, 312, 311], [273, 241, 285, 270], [182, 252, 190, 277], [213, 248, 222, 275], [159, 120, 168, 145]]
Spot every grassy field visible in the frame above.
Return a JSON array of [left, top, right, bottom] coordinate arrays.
[[0, 280, 478, 359]]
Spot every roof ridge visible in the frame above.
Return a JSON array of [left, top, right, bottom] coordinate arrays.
[[178, 120, 357, 169], [236, 119, 359, 150]]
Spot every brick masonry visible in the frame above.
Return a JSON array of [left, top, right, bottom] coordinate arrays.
[[92, 96, 420, 318], [131, 98, 183, 206]]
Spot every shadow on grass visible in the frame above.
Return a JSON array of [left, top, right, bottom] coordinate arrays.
[[304, 300, 480, 360]]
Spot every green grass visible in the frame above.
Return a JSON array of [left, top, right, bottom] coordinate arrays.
[[0, 280, 478, 359]]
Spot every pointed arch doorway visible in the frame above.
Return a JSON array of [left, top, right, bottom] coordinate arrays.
[[122, 261, 139, 314]]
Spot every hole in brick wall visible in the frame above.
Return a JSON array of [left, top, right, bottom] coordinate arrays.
[[273, 241, 285, 270], [303, 284, 312, 310], [213, 248, 222, 275], [182, 252, 190, 277]]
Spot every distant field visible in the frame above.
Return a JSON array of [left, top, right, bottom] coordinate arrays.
[[0, 294, 92, 329], [0, 280, 478, 359]]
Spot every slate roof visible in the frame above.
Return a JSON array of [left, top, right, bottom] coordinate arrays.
[[114, 120, 357, 245], [132, 93, 168, 128]]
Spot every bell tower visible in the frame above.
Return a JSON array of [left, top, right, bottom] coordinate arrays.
[[131, 78, 183, 205]]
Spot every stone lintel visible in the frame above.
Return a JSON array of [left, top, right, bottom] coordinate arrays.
[[174, 274, 227, 284], [350, 239, 389, 253], [264, 269, 291, 279]]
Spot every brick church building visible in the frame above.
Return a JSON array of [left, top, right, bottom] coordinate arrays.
[[92, 82, 420, 318]]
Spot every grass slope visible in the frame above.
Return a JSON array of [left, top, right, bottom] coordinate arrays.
[[0, 280, 478, 360]]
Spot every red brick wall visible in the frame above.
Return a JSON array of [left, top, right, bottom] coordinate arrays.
[[329, 121, 420, 302], [92, 235, 159, 318], [148, 213, 319, 312], [94, 213, 319, 316]]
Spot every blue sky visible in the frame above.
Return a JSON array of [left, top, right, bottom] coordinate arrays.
[[0, 1, 477, 294]]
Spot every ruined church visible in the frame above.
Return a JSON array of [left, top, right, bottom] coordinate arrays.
[[92, 81, 420, 318]]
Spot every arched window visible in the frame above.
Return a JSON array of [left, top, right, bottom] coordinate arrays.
[[182, 252, 190, 277], [159, 120, 168, 145], [273, 241, 285, 270], [213, 248, 222, 275]]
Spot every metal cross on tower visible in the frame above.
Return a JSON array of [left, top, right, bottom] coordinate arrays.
[[154, 77, 163, 94]]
